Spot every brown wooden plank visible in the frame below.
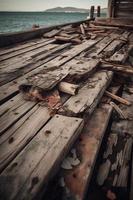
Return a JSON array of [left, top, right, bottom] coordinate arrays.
[[0, 115, 84, 200], [59, 85, 120, 200], [59, 71, 113, 117]]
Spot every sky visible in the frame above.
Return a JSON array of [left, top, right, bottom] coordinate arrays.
[[0, 0, 108, 11]]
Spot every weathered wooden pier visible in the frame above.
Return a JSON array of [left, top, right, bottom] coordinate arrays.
[[0, 1, 133, 200]]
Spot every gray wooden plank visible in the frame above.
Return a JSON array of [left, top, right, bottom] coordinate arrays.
[[0, 94, 36, 136], [0, 43, 71, 86], [59, 71, 113, 117], [0, 37, 102, 102], [0, 39, 55, 62], [0, 38, 49, 56], [102, 32, 130, 58], [0, 104, 50, 172], [0, 38, 50, 57], [0, 115, 84, 200], [0, 43, 58, 71]]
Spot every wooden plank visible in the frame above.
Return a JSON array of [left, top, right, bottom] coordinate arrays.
[[0, 43, 71, 87], [83, 36, 114, 58], [0, 37, 102, 102], [43, 29, 61, 38], [0, 94, 36, 136], [62, 106, 113, 200], [96, 87, 133, 197], [0, 19, 89, 47], [0, 38, 50, 57], [59, 86, 120, 200], [130, 151, 133, 200], [59, 71, 113, 117], [64, 58, 99, 83], [0, 39, 55, 62], [0, 115, 84, 200], [0, 105, 50, 172], [0, 43, 58, 71], [111, 88, 133, 136], [42, 37, 102, 71], [97, 134, 132, 188]]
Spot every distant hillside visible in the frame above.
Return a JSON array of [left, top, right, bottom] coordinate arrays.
[[45, 7, 88, 13], [45, 7, 107, 13]]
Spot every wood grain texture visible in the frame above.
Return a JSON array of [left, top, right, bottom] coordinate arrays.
[[59, 71, 113, 117], [0, 115, 84, 200]]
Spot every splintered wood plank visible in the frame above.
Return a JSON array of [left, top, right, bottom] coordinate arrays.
[[0, 94, 36, 136], [108, 44, 133, 64], [108, 32, 133, 64], [0, 43, 71, 87], [0, 39, 55, 62], [0, 115, 84, 200], [130, 152, 133, 200], [64, 58, 99, 82], [27, 58, 99, 90], [59, 71, 113, 117], [43, 37, 102, 71], [102, 32, 130, 58], [83, 35, 114, 58], [96, 87, 133, 194], [0, 105, 50, 172], [111, 87, 133, 136]]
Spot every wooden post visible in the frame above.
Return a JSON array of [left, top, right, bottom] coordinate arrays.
[[97, 6, 101, 17], [108, 0, 116, 18], [90, 6, 95, 19]]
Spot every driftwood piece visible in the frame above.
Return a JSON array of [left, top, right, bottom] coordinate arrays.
[[55, 36, 81, 44], [43, 29, 61, 38], [59, 71, 113, 117], [80, 24, 85, 36], [58, 82, 79, 95], [100, 62, 133, 76], [105, 91, 131, 106], [0, 115, 84, 200]]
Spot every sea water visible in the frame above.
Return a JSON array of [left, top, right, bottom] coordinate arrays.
[[0, 12, 106, 34]]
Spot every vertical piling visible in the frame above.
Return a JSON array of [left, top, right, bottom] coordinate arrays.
[[90, 6, 95, 19], [97, 6, 101, 17]]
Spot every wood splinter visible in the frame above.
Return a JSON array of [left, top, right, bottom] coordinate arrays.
[[110, 101, 127, 119], [80, 24, 86, 36], [58, 82, 79, 95], [105, 91, 131, 106]]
